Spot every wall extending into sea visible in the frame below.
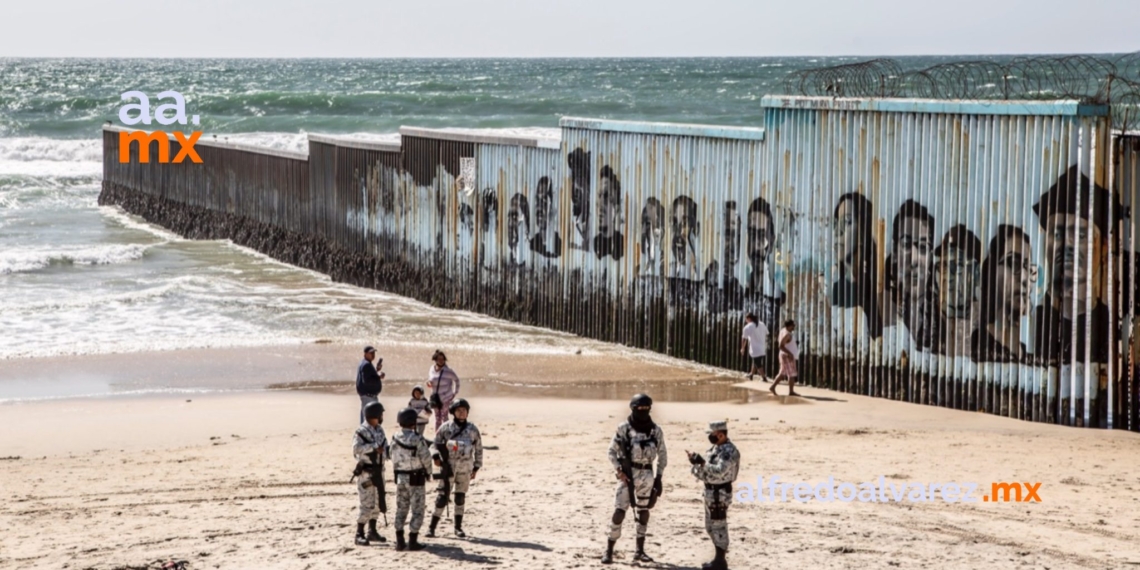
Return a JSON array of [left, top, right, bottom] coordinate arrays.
[[100, 96, 1140, 430]]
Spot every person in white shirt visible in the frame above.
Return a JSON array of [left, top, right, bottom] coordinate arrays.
[[771, 320, 801, 397], [739, 313, 769, 381]]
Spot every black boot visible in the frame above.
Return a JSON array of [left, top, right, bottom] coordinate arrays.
[[354, 524, 369, 546], [601, 539, 616, 564], [408, 532, 426, 551], [634, 536, 654, 562], [395, 530, 406, 552], [454, 514, 466, 538], [702, 547, 727, 570], [367, 519, 385, 543], [427, 515, 440, 537]]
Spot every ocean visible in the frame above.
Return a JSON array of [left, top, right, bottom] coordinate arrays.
[[0, 55, 1090, 366]]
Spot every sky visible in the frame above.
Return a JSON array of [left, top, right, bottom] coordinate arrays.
[[3, 0, 1138, 58]]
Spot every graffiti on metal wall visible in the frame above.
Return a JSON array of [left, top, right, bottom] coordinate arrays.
[[531, 176, 562, 258], [333, 106, 1136, 429]]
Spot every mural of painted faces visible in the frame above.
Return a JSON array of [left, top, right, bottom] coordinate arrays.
[[704, 201, 745, 313], [459, 203, 475, 235], [831, 192, 882, 338], [743, 197, 784, 328], [973, 225, 1036, 362], [1046, 213, 1101, 306], [479, 187, 499, 270], [1033, 165, 1118, 365], [480, 187, 498, 235], [593, 165, 624, 260], [530, 176, 562, 259], [886, 200, 935, 348], [934, 225, 981, 320], [670, 195, 700, 280], [746, 197, 774, 291], [931, 225, 981, 357], [640, 197, 665, 277], [724, 200, 741, 271], [567, 148, 591, 250], [507, 193, 530, 267]]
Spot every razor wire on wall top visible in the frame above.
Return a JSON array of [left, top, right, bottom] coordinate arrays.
[[782, 54, 1140, 131]]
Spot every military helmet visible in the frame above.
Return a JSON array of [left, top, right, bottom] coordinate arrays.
[[363, 401, 385, 420], [397, 407, 418, 428], [449, 398, 471, 415], [629, 393, 653, 409]]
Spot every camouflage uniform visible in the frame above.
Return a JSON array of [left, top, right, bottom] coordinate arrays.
[[607, 421, 667, 541], [691, 421, 740, 551], [353, 422, 388, 525], [391, 428, 433, 533], [432, 419, 483, 518]]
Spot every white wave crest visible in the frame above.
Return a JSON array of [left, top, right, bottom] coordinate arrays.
[[0, 137, 102, 163], [0, 137, 102, 177], [0, 242, 158, 274], [99, 206, 185, 241]]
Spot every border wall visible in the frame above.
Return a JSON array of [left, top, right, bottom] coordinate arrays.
[[100, 96, 1140, 430]]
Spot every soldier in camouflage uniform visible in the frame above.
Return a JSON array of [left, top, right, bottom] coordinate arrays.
[[688, 420, 740, 570], [427, 398, 483, 538], [602, 394, 667, 564], [391, 407, 433, 551], [352, 401, 389, 546]]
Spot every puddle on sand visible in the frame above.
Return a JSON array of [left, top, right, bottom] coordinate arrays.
[[267, 378, 781, 404]]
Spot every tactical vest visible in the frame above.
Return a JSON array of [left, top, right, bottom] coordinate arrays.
[[391, 433, 425, 472]]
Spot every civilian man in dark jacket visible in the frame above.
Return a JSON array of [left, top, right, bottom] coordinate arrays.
[[357, 346, 385, 422]]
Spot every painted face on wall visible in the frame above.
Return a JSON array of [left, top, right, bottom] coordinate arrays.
[[724, 204, 740, 269], [671, 199, 698, 266], [641, 199, 665, 268], [507, 195, 527, 250], [834, 201, 856, 274], [894, 214, 933, 300], [644, 205, 662, 239], [1044, 213, 1102, 306], [747, 209, 771, 269], [534, 178, 552, 233], [597, 175, 621, 238], [567, 149, 591, 243], [938, 247, 978, 319], [996, 235, 1036, 318], [459, 203, 474, 235]]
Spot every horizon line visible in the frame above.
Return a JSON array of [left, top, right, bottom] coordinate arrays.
[[1, 51, 1136, 60]]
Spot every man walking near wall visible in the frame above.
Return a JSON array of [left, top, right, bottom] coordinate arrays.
[[356, 346, 385, 423], [740, 313, 769, 381]]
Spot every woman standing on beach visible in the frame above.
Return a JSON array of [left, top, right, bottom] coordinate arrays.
[[426, 350, 461, 431]]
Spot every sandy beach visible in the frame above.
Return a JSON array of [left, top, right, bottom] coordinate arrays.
[[2, 344, 1139, 570]]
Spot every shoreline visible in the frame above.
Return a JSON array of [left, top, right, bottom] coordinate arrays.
[[0, 341, 736, 404]]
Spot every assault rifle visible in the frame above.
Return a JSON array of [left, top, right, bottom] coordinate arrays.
[[618, 433, 638, 509], [619, 429, 663, 509]]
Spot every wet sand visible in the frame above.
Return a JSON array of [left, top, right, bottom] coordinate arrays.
[[3, 349, 1140, 570], [0, 342, 732, 402]]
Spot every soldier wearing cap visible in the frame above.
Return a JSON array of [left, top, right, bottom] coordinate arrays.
[[688, 420, 740, 570], [1032, 165, 1122, 369], [931, 225, 982, 357]]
